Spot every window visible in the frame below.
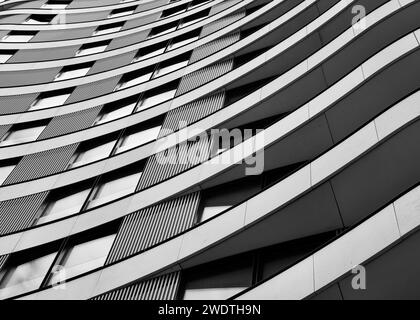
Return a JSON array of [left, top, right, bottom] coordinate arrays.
[[181, 255, 253, 300], [148, 22, 178, 38], [0, 123, 46, 146], [114, 67, 154, 91], [42, 0, 71, 9], [166, 31, 199, 51], [136, 87, 176, 112], [24, 15, 55, 24], [93, 22, 124, 36], [0, 163, 15, 185], [132, 42, 167, 62], [178, 9, 209, 28], [0, 50, 15, 63], [67, 138, 116, 168], [108, 6, 136, 18], [29, 89, 73, 110], [48, 231, 116, 284], [86, 168, 142, 209], [116, 125, 161, 154], [160, 4, 188, 18], [35, 186, 91, 225], [54, 63, 92, 81], [1, 31, 37, 43], [153, 56, 189, 78], [94, 97, 137, 125], [197, 177, 262, 223], [0, 251, 57, 299], [75, 41, 110, 57], [200, 206, 231, 222]]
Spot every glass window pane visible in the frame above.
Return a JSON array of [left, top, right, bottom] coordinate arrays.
[[153, 60, 188, 78], [148, 25, 177, 38], [54, 67, 91, 81], [0, 125, 46, 146], [2, 33, 35, 43], [29, 93, 71, 110], [162, 8, 186, 18], [93, 25, 122, 36], [0, 51, 14, 63], [183, 287, 246, 300], [200, 206, 231, 222], [69, 140, 115, 168], [42, 3, 68, 9], [95, 102, 136, 125], [36, 188, 91, 225], [115, 71, 152, 91], [0, 252, 57, 299], [108, 7, 135, 18], [88, 171, 142, 208], [167, 36, 198, 50], [136, 89, 176, 112], [52, 234, 116, 282], [117, 125, 161, 153], [133, 47, 165, 62], [75, 45, 108, 57], [179, 17, 205, 28]]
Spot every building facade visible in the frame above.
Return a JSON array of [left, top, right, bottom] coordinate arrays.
[[0, 0, 419, 300]]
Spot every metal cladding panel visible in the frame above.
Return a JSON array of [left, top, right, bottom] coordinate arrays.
[[0, 67, 61, 88], [92, 272, 180, 300], [12, 0, 47, 9], [67, 0, 117, 9], [0, 192, 48, 235], [200, 10, 245, 37], [31, 27, 97, 42], [0, 93, 38, 115], [158, 91, 224, 138], [66, 11, 111, 23], [0, 31, 8, 39], [190, 32, 239, 63], [0, 255, 8, 271], [3, 144, 78, 184], [135, 0, 169, 13], [38, 106, 101, 139], [107, 30, 150, 50], [176, 59, 233, 96], [0, 125, 11, 140], [122, 12, 160, 30], [210, 0, 243, 15], [8, 46, 81, 63], [105, 192, 200, 264], [65, 76, 121, 104], [137, 135, 212, 189], [88, 51, 137, 75], [0, 14, 28, 24]]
